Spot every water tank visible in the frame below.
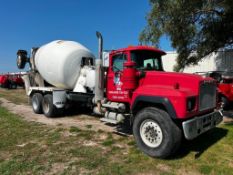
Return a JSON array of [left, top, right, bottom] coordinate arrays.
[[35, 40, 95, 89]]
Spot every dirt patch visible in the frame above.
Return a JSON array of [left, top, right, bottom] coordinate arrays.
[[222, 110, 233, 123], [47, 163, 66, 175], [83, 140, 98, 147], [223, 116, 233, 124], [176, 168, 201, 175], [0, 98, 115, 132], [156, 164, 171, 172], [0, 152, 12, 161]]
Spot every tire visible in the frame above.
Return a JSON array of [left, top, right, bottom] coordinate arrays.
[[17, 50, 28, 69], [42, 94, 57, 117], [11, 83, 17, 89], [31, 93, 43, 114], [133, 107, 182, 158]]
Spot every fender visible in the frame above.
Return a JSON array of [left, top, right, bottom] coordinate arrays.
[[131, 96, 177, 119]]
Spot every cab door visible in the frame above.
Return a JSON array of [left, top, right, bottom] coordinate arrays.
[[106, 52, 130, 102]]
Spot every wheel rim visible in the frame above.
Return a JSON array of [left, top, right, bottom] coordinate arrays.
[[17, 58, 21, 67], [43, 99, 50, 114], [140, 119, 163, 148]]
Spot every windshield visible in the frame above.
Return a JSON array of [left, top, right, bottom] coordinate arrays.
[[131, 50, 163, 71]]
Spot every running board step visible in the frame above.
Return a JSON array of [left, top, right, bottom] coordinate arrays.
[[100, 118, 119, 124]]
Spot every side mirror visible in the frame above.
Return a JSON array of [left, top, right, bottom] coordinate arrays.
[[138, 70, 146, 78]]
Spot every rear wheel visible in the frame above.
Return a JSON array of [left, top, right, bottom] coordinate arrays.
[[133, 107, 182, 158], [31, 93, 43, 114], [11, 83, 17, 89], [42, 94, 58, 117]]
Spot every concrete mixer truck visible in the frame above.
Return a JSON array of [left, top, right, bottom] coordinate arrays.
[[16, 32, 222, 158]]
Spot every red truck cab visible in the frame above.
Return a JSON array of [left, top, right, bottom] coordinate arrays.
[[106, 46, 222, 158], [107, 46, 217, 118], [0, 74, 9, 88], [0, 74, 24, 89]]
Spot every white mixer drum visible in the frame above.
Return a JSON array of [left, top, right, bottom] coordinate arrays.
[[35, 40, 95, 89]]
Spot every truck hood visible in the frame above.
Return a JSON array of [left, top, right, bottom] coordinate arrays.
[[140, 71, 212, 95]]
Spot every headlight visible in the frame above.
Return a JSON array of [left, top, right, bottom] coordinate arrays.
[[187, 97, 196, 112]]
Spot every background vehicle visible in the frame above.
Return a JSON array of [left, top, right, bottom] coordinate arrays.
[[196, 71, 233, 109], [16, 32, 222, 158], [0, 73, 24, 89]]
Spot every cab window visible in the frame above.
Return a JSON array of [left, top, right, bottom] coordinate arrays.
[[112, 54, 127, 72]]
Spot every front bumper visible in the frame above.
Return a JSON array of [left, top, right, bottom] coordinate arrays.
[[182, 110, 223, 140]]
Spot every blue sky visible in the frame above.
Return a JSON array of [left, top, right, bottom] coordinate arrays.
[[0, 0, 173, 73]]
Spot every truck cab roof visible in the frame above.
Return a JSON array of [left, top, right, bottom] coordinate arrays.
[[110, 46, 166, 56]]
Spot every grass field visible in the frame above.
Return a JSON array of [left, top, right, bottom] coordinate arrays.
[[0, 88, 28, 105], [0, 88, 233, 174]]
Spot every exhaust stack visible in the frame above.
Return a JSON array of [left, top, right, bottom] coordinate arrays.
[[94, 31, 104, 103]]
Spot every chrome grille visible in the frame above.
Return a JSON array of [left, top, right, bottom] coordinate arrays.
[[199, 81, 216, 111]]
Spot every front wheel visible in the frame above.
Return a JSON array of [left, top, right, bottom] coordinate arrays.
[[133, 107, 182, 158]]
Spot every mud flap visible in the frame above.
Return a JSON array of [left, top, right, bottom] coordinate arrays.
[[53, 90, 66, 108]]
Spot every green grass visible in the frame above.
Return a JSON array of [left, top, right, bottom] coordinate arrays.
[[85, 124, 92, 129], [0, 88, 28, 105], [0, 104, 233, 174], [69, 126, 81, 133], [101, 133, 115, 146]]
